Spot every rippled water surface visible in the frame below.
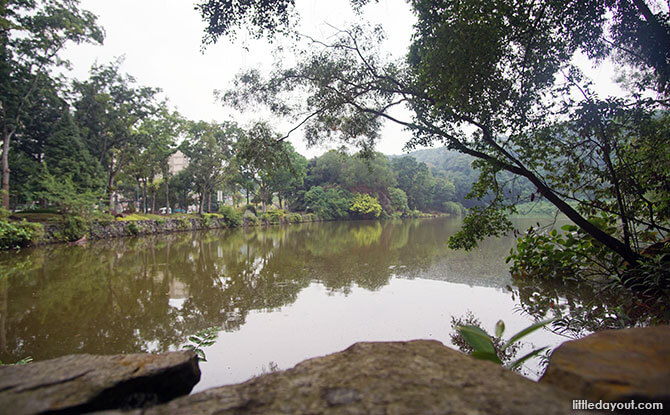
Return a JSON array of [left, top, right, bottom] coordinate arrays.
[[0, 217, 570, 390]]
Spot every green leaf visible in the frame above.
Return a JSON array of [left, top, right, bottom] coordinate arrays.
[[456, 325, 496, 355], [502, 319, 554, 350], [507, 347, 548, 371], [471, 350, 502, 365], [495, 320, 505, 338]]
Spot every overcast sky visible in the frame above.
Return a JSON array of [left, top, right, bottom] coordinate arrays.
[[61, 0, 416, 158], [61, 0, 624, 159]]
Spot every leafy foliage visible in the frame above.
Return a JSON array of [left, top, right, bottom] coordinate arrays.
[[55, 215, 89, 242], [0, 220, 43, 249], [304, 186, 353, 220], [388, 187, 408, 214], [507, 220, 622, 281], [35, 166, 101, 216], [0, 356, 33, 366], [183, 327, 219, 362], [219, 205, 243, 227], [197, 0, 298, 44], [349, 193, 382, 218], [454, 314, 553, 371]]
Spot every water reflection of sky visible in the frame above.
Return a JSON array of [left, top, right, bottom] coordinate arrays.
[[0, 217, 572, 391], [195, 277, 567, 392]]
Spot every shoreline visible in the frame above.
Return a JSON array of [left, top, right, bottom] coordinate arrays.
[[1, 212, 447, 251]]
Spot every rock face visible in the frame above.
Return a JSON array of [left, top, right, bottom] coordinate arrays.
[[108, 340, 578, 415], [540, 325, 670, 404], [0, 351, 200, 415]]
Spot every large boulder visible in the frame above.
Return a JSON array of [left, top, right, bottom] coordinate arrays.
[[540, 325, 670, 404], [0, 351, 200, 415], [103, 340, 578, 415]]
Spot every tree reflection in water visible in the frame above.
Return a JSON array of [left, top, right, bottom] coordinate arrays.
[[0, 217, 642, 375]]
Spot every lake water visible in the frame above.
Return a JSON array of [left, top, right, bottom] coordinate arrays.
[[0, 217, 572, 391]]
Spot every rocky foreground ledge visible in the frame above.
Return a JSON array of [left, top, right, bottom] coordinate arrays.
[[1, 326, 668, 414], [0, 351, 200, 415]]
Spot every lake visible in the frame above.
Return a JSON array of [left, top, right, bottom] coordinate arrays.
[[0, 217, 573, 391]]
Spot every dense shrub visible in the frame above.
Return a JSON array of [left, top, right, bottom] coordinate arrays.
[[389, 188, 409, 214], [244, 214, 259, 226], [349, 193, 382, 218], [442, 201, 464, 216], [126, 222, 140, 236], [261, 209, 285, 224], [0, 220, 44, 249], [304, 186, 352, 220], [219, 206, 243, 227], [286, 212, 303, 223], [55, 215, 89, 242], [407, 210, 421, 218], [506, 217, 621, 282]]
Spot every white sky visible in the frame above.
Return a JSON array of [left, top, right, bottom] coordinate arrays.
[[61, 0, 625, 159], [61, 0, 416, 158]]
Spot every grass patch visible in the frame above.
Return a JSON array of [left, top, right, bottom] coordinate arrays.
[[116, 213, 164, 221]]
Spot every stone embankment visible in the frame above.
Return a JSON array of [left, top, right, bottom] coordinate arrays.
[[1, 326, 667, 414], [41, 217, 234, 244]]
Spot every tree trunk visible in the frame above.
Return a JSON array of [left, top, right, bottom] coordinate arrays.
[[2, 127, 11, 210], [151, 185, 156, 215], [165, 178, 170, 214], [453, 125, 643, 267], [0, 276, 7, 353], [207, 192, 212, 213], [108, 170, 117, 214], [198, 189, 205, 215], [142, 179, 148, 214]]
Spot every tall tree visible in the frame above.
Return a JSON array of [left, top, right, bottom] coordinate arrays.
[[74, 60, 160, 212], [0, 0, 103, 209], [234, 121, 292, 212], [266, 142, 307, 209], [181, 120, 239, 214], [145, 107, 182, 214]]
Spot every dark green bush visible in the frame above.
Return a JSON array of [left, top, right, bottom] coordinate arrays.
[[304, 186, 352, 220], [126, 222, 140, 236], [261, 209, 285, 224], [286, 212, 303, 223], [244, 214, 259, 226], [0, 220, 44, 249], [219, 206, 243, 227], [55, 215, 89, 242]]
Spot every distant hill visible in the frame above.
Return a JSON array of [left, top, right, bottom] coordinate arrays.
[[393, 146, 473, 169], [391, 146, 546, 214]]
